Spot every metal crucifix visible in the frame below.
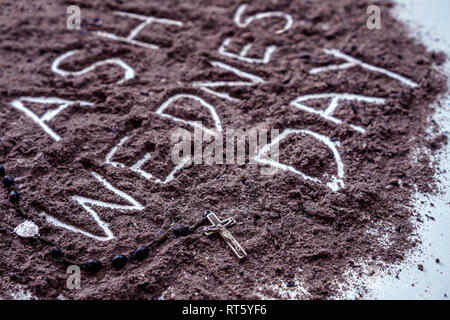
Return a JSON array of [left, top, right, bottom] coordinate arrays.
[[203, 210, 247, 259]]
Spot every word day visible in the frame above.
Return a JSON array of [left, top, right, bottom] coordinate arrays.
[[169, 124, 344, 191], [9, 3, 418, 242]]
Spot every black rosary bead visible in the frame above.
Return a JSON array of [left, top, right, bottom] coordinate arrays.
[[134, 246, 149, 260], [2, 175, 14, 188], [111, 255, 128, 269], [84, 259, 102, 273], [50, 246, 63, 259], [8, 190, 20, 203], [173, 225, 190, 237], [0, 167, 209, 272]]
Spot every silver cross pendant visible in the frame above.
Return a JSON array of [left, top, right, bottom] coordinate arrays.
[[203, 210, 247, 259]]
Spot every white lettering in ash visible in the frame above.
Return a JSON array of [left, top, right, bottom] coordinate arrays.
[[191, 4, 294, 102], [40, 172, 143, 241], [255, 129, 345, 191], [156, 94, 223, 136], [290, 93, 386, 134], [218, 37, 276, 64], [104, 135, 191, 184], [51, 50, 135, 84], [234, 3, 293, 34], [10, 97, 93, 142], [310, 49, 418, 88], [192, 61, 264, 102], [95, 11, 183, 50]]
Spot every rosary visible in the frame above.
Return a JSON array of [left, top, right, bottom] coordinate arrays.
[[0, 163, 247, 274]]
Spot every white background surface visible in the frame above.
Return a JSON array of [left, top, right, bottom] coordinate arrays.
[[345, 0, 450, 300]]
